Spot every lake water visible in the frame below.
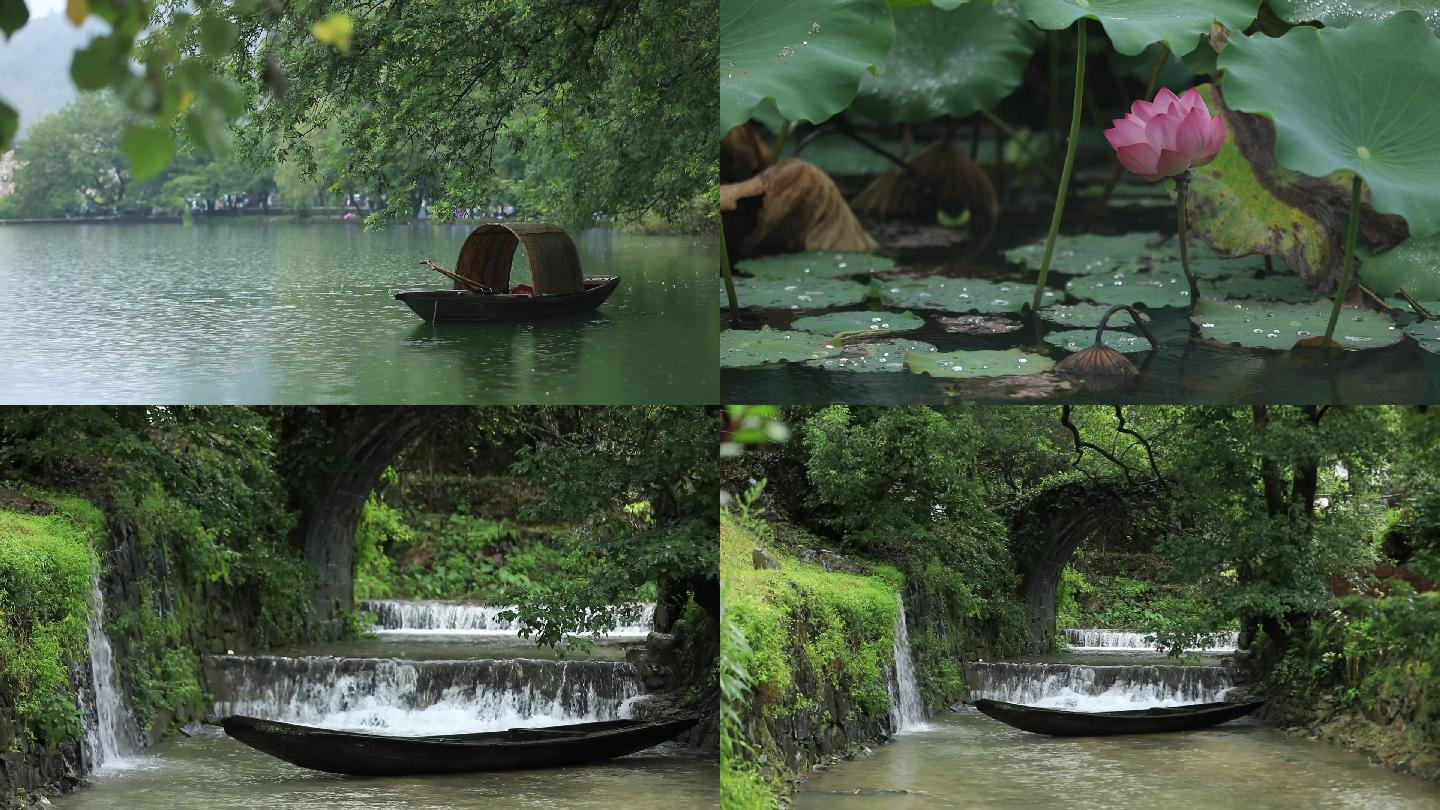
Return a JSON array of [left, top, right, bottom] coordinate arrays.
[[0, 222, 717, 404]]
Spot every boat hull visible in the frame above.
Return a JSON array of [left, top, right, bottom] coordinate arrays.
[[972, 699, 1264, 736], [221, 714, 698, 776], [395, 276, 620, 321]]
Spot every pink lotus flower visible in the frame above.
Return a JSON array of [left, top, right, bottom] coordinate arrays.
[[1104, 87, 1226, 181]]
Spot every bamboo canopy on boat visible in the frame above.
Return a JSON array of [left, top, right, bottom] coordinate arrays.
[[453, 222, 584, 295]]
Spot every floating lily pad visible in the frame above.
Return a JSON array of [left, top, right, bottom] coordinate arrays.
[[875, 276, 1057, 312], [720, 0, 895, 132], [1269, 0, 1440, 37], [737, 251, 896, 279], [850, 2, 1041, 124], [1190, 298, 1403, 350], [1045, 329, 1155, 353], [1203, 272, 1313, 303], [1017, 0, 1263, 56], [720, 327, 843, 368], [790, 310, 926, 335], [1358, 235, 1440, 299], [1037, 303, 1152, 328], [1005, 232, 1177, 276], [1403, 320, 1440, 353], [905, 347, 1056, 378], [1182, 254, 1271, 281], [726, 276, 871, 309], [1065, 266, 1195, 309], [807, 338, 938, 371], [1219, 12, 1440, 238], [936, 314, 1025, 334]]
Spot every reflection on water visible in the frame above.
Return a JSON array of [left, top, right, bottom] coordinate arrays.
[[0, 222, 716, 404], [793, 711, 1438, 809], [54, 729, 717, 810]]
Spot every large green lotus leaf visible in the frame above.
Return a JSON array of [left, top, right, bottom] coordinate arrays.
[[720, 0, 896, 132], [790, 310, 926, 335], [807, 338, 938, 371], [850, 2, 1041, 124], [905, 347, 1055, 377], [1005, 232, 1177, 276], [1037, 302, 1151, 328], [736, 251, 895, 279], [788, 131, 903, 176], [1185, 85, 1337, 290], [1403, 319, 1440, 353], [1190, 298, 1403, 350], [1065, 266, 1195, 308], [1183, 254, 1269, 281], [1016, 0, 1263, 56], [1219, 12, 1440, 238], [1357, 235, 1440, 299], [720, 327, 844, 367], [876, 276, 1058, 312], [1045, 329, 1155, 353], [1269, 1, 1440, 36], [724, 276, 872, 309], [1203, 271, 1314, 302]]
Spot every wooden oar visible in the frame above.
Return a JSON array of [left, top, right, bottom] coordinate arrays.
[[421, 259, 497, 294]]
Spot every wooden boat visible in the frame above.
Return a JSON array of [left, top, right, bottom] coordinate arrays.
[[221, 714, 699, 776], [394, 222, 621, 322], [972, 698, 1264, 737]]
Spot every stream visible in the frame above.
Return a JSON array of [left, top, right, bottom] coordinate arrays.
[[792, 625, 1438, 808], [58, 598, 717, 809]]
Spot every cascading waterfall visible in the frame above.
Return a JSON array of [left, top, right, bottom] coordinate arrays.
[[364, 600, 657, 637], [1064, 628, 1238, 654], [80, 577, 139, 770], [965, 661, 1232, 711], [887, 597, 926, 732], [208, 655, 645, 735]]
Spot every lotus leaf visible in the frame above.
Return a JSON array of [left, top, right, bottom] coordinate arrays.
[[1045, 329, 1155, 353], [1005, 232, 1177, 276], [737, 251, 896, 279], [876, 276, 1057, 312], [725, 276, 872, 309], [1358, 235, 1440, 299], [905, 347, 1056, 378], [1403, 319, 1440, 353], [720, 327, 844, 368], [1269, 0, 1440, 36], [1037, 303, 1151, 328], [1203, 272, 1314, 302], [1065, 266, 1196, 308], [807, 338, 939, 371], [790, 310, 926, 335], [1190, 298, 1403, 350], [1017, 0, 1263, 56]]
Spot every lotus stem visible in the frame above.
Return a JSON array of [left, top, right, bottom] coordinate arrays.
[[1031, 22, 1086, 312], [720, 231, 738, 312], [770, 120, 792, 166], [1174, 171, 1200, 308], [1321, 175, 1364, 348], [1097, 304, 1160, 349]]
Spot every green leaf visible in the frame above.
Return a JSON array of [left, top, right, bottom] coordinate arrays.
[[1045, 329, 1154, 353], [71, 36, 126, 91], [720, 327, 843, 367], [1037, 302, 1151, 327], [904, 347, 1055, 377], [719, 0, 895, 132], [736, 250, 894, 279], [1202, 270, 1313, 302], [1190, 297, 1403, 350], [120, 122, 174, 180], [1185, 85, 1339, 291], [875, 275, 1058, 312], [1402, 319, 1440, 353], [1358, 235, 1440, 299], [198, 13, 238, 57], [185, 106, 232, 157], [723, 275, 872, 309], [790, 310, 926, 335], [0, 100, 16, 151], [1269, 0, 1440, 37], [807, 338, 937, 371], [1016, 0, 1263, 56], [1219, 12, 1440, 237], [850, 2, 1041, 124], [0, 0, 28, 39], [1065, 265, 1196, 308], [1005, 232, 1177, 276]]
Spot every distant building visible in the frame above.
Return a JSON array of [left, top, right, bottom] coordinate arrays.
[[0, 150, 15, 197]]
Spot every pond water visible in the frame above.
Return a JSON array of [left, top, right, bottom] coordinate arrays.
[[0, 222, 717, 404], [791, 710, 1439, 809], [722, 208, 1440, 405]]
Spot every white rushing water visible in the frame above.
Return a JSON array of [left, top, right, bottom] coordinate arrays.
[[966, 661, 1233, 711], [1064, 628, 1239, 654], [80, 577, 139, 770], [210, 655, 645, 736], [887, 597, 927, 732], [364, 600, 657, 638]]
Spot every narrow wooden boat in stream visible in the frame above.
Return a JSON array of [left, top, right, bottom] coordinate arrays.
[[972, 698, 1265, 737], [394, 222, 620, 321], [221, 714, 699, 776]]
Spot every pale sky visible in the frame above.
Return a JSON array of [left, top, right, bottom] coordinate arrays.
[[27, 0, 67, 19]]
